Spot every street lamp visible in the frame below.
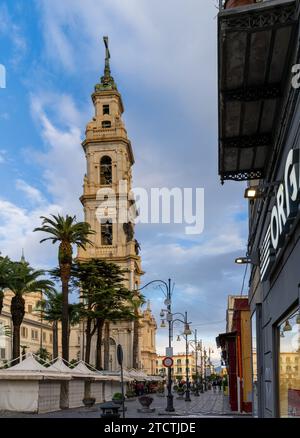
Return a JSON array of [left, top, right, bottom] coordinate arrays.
[[135, 278, 175, 413], [186, 329, 201, 397]]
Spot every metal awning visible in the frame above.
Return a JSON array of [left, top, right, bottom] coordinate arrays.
[[218, 0, 299, 183]]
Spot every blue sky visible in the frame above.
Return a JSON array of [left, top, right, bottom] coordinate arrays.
[[0, 0, 249, 363]]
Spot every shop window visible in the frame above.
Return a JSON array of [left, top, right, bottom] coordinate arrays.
[[49, 334, 53, 343], [43, 332, 46, 342], [100, 156, 112, 185], [278, 310, 300, 417], [0, 348, 5, 360], [28, 304, 32, 314], [103, 105, 110, 115]]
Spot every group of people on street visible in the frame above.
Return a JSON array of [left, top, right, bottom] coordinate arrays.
[[133, 380, 155, 396], [212, 377, 223, 393]]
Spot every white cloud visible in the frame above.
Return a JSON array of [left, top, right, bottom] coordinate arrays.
[[0, 198, 62, 268], [0, 4, 27, 66], [16, 179, 45, 205], [30, 92, 85, 216]]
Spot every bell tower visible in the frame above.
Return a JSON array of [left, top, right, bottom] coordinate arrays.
[[77, 37, 144, 368]]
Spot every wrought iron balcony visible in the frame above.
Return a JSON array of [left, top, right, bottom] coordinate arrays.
[[218, 0, 299, 183]]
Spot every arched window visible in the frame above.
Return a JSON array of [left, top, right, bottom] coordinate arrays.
[[101, 220, 113, 245], [102, 120, 111, 128], [100, 156, 112, 185]]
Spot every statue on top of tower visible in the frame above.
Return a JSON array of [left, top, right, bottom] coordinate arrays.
[[95, 36, 118, 92]]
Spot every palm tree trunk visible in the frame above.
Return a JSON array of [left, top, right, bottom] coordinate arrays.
[[96, 319, 104, 370], [103, 321, 110, 370], [85, 318, 92, 364], [132, 313, 139, 369], [60, 262, 71, 362], [11, 295, 25, 362], [53, 321, 58, 359]]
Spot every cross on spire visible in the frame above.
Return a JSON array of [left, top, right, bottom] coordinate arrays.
[[95, 36, 117, 92]]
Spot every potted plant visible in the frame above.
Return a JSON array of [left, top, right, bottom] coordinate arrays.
[[156, 383, 165, 397], [138, 395, 155, 413], [112, 392, 124, 405], [82, 397, 96, 407], [125, 389, 137, 401], [177, 387, 185, 400]]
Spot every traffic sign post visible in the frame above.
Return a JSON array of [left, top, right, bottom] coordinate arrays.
[[162, 356, 174, 368], [117, 344, 125, 418]]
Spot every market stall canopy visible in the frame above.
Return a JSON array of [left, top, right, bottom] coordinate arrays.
[[0, 354, 71, 380]]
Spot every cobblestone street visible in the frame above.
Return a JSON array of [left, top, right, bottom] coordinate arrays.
[[0, 390, 251, 419]]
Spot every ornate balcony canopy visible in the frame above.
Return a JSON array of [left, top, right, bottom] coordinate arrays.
[[218, 0, 299, 183]]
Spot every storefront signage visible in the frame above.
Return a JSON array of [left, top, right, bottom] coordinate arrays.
[[261, 148, 300, 281]]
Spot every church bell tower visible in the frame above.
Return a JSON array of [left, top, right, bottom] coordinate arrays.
[[77, 37, 144, 368]]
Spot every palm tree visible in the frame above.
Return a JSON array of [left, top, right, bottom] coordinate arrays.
[[34, 214, 94, 361], [0, 256, 12, 315], [72, 259, 135, 369], [6, 260, 54, 361]]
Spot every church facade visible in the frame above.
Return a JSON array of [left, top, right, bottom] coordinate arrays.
[[77, 38, 156, 372]]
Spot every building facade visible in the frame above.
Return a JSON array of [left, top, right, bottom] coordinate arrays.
[[156, 352, 198, 381], [217, 296, 252, 413], [77, 38, 156, 371], [0, 290, 81, 365], [218, 0, 300, 417]]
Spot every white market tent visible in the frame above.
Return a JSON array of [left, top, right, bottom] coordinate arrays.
[[0, 354, 116, 413], [0, 354, 71, 413]]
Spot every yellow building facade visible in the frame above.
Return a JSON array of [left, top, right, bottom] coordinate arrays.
[[156, 352, 197, 380], [0, 290, 81, 365]]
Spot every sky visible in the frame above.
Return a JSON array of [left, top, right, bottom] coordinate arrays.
[[0, 0, 249, 364]]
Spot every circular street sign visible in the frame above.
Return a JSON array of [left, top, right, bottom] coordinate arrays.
[[162, 356, 173, 368]]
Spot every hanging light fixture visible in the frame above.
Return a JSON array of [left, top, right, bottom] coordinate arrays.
[[296, 312, 300, 325], [160, 310, 165, 318], [184, 324, 192, 336], [177, 335, 181, 342], [280, 330, 285, 338], [283, 320, 292, 332], [160, 320, 166, 328]]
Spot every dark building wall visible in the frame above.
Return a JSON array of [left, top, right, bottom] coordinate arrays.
[[249, 84, 300, 417]]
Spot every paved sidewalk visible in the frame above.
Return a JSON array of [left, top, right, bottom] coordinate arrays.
[[0, 390, 250, 418]]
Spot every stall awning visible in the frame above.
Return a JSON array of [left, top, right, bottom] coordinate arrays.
[[218, 0, 299, 183]]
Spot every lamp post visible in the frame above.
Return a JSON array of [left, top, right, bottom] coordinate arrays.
[[174, 312, 192, 402], [134, 278, 175, 412], [203, 348, 207, 391], [186, 329, 201, 397]]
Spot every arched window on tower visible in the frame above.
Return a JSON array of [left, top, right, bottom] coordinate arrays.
[[102, 120, 111, 128], [101, 219, 113, 245], [100, 156, 112, 185]]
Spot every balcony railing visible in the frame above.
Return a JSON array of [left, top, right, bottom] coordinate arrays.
[[219, 0, 265, 10]]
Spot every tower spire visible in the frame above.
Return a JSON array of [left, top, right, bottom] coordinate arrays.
[[21, 248, 26, 263], [95, 36, 117, 92]]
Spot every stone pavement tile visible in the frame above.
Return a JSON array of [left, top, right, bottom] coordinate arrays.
[[0, 390, 248, 419]]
